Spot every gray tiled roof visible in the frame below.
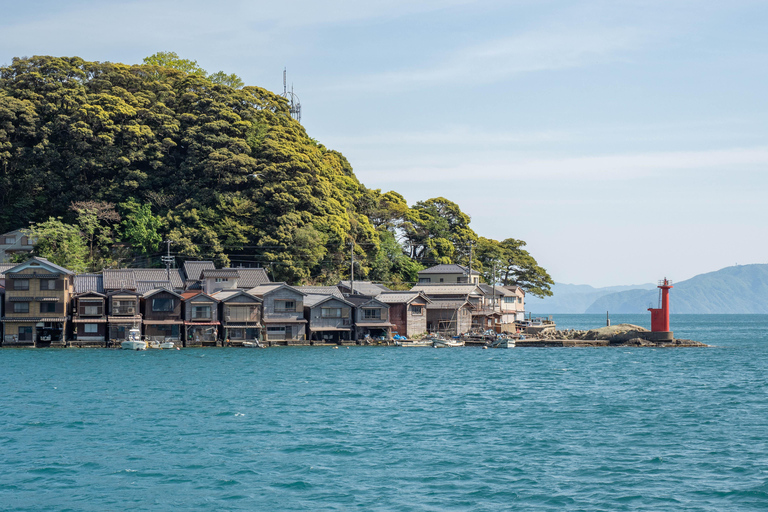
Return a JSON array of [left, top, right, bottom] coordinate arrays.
[[211, 290, 261, 303], [426, 300, 472, 310], [143, 287, 182, 298], [133, 269, 184, 290], [377, 291, 431, 304], [226, 268, 270, 288], [411, 284, 482, 296], [74, 274, 104, 294], [183, 260, 216, 281], [417, 264, 480, 275], [478, 284, 514, 296], [337, 280, 391, 296], [247, 282, 305, 297], [5, 256, 75, 275], [103, 269, 137, 290], [344, 295, 389, 308], [0, 263, 15, 278], [296, 286, 344, 298], [201, 269, 240, 278], [33, 257, 76, 275], [137, 281, 173, 294], [303, 294, 354, 308]]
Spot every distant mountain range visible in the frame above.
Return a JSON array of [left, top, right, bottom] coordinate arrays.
[[527, 264, 768, 314]]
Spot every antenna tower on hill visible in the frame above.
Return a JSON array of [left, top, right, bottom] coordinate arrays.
[[282, 68, 302, 122]]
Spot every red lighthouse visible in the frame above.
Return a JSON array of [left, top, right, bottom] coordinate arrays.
[[648, 278, 673, 339]]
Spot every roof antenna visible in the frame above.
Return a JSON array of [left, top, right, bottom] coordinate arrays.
[[281, 68, 302, 122]]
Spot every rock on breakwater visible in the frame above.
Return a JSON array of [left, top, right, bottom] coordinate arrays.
[[517, 323, 708, 347]]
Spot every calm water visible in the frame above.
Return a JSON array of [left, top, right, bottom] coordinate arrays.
[[2, 315, 768, 511]]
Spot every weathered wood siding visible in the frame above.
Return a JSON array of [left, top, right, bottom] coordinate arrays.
[[184, 296, 219, 322], [142, 291, 182, 321]]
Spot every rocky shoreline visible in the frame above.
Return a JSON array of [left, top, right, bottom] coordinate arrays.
[[516, 323, 709, 348]]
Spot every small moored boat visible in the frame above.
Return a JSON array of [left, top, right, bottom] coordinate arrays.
[[431, 337, 465, 348], [121, 328, 147, 351], [147, 340, 175, 349]]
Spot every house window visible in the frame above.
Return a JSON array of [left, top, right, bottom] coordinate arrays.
[[18, 326, 33, 341], [4, 236, 16, 244], [152, 324, 179, 337], [228, 328, 244, 339], [418, 278, 431, 283], [39, 279, 57, 290], [40, 303, 56, 314], [410, 305, 423, 315], [363, 308, 381, 320], [152, 298, 174, 312], [321, 307, 342, 318], [14, 302, 29, 313], [14, 279, 29, 290], [503, 297, 515, 303], [215, 278, 229, 282], [192, 305, 212, 320], [82, 305, 100, 315], [84, 324, 99, 333], [275, 300, 295, 312], [113, 300, 136, 315], [226, 306, 255, 322], [267, 326, 287, 340]]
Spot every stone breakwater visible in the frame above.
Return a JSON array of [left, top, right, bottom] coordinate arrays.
[[517, 323, 709, 348]]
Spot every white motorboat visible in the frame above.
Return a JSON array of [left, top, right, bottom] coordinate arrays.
[[491, 337, 515, 348], [121, 328, 147, 351], [148, 340, 175, 349], [395, 339, 434, 347], [431, 337, 465, 348], [242, 341, 265, 348]]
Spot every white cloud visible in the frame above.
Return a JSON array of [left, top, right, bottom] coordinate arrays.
[[329, 24, 644, 92], [325, 126, 571, 147], [359, 147, 768, 183]]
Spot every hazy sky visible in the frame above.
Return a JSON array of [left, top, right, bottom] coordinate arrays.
[[2, 0, 767, 286]]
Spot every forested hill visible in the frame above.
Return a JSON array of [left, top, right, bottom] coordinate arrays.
[[0, 55, 552, 294], [526, 282, 656, 313], [585, 264, 768, 314]]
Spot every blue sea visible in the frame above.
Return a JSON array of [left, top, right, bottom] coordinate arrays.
[[2, 314, 768, 511]]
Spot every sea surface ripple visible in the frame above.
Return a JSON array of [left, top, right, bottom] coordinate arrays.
[[1, 314, 767, 511]]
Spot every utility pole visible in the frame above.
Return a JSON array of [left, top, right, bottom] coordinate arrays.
[[492, 262, 497, 312], [350, 241, 355, 295], [161, 240, 173, 282], [468, 240, 475, 284]]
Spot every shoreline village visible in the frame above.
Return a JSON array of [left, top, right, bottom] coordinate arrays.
[[0, 257, 705, 349]]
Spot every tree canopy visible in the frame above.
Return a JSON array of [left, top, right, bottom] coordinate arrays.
[[0, 55, 552, 295]]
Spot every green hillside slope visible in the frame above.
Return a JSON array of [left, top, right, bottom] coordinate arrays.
[[0, 55, 552, 292]]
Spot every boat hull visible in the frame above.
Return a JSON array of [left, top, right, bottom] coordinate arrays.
[[121, 340, 147, 351]]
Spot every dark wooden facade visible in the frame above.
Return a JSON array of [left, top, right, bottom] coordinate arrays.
[[142, 289, 183, 342]]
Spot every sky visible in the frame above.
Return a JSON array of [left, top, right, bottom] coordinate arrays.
[[2, 0, 767, 287]]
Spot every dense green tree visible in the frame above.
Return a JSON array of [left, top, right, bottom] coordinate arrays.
[[403, 197, 477, 265], [25, 217, 88, 272], [475, 237, 554, 298], [142, 51, 206, 76], [119, 199, 163, 255], [0, 55, 552, 287], [70, 200, 120, 271], [208, 71, 245, 89]]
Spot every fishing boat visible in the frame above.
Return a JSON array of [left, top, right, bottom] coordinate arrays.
[[121, 327, 147, 351], [242, 341, 265, 348], [147, 340, 175, 349], [431, 337, 465, 348], [395, 339, 434, 347], [490, 336, 515, 348]]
